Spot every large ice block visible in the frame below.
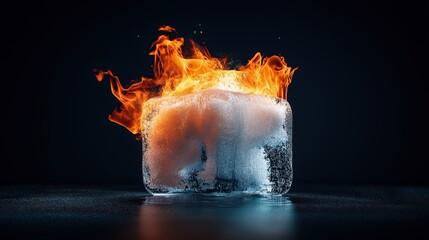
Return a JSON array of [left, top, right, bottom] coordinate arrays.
[[141, 89, 292, 194]]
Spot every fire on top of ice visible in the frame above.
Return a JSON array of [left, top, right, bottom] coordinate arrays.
[[96, 26, 296, 138]]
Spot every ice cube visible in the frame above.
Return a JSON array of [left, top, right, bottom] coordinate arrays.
[[141, 88, 292, 194]]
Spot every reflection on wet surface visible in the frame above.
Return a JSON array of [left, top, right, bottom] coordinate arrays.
[[0, 185, 428, 240], [138, 194, 295, 240]]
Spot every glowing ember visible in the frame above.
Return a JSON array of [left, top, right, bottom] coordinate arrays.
[[96, 26, 296, 138]]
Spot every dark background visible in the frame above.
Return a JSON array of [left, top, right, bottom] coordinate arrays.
[[2, 0, 428, 187]]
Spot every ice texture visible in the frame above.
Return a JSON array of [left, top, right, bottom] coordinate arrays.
[[141, 89, 292, 194]]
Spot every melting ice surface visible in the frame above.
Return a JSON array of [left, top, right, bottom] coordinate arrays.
[[141, 89, 292, 194]]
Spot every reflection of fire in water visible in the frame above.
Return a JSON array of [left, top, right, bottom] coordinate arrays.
[[96, 26, 296, 138], [97, 26, 296, 194]]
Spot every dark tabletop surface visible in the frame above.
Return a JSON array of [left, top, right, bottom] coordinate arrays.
[[0, 184, 427, 240]]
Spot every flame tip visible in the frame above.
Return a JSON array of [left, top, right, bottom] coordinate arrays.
[[158, 25, 177, 33]]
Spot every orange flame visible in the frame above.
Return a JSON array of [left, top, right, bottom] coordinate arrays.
[[158, 25, 177, 33], [97, 26, 296, 138]]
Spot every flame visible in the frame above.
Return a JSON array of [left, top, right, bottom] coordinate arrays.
[[97, 26, 296, 138], [158, 25, 177, 33]]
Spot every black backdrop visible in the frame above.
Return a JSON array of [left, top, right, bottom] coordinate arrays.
[[2, 1, 428, 186]]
